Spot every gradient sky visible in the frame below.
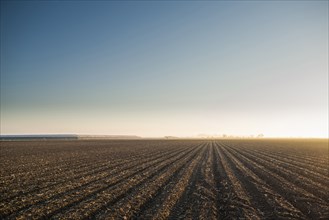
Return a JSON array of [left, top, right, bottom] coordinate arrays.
[[1, 1, 328, 137]]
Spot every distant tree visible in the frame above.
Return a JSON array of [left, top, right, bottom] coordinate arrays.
[[257, 134, 264, 138]]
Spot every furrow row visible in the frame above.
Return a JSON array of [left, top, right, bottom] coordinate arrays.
[[2, 146, 188, 218]]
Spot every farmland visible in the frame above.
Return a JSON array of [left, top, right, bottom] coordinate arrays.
[[0, 139, 328, 219]]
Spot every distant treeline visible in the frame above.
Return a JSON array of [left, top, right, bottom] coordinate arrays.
[[0, 135, 78, 140], [79, 135, 141, 140], [0, 134, 142, 140]]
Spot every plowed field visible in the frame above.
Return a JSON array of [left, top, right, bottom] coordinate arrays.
[[0, 139, 328, 219]]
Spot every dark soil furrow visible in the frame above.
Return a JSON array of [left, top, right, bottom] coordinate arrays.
[[48, 145, 200, 219], [167, 143, 209, 219], [237, 146, 329, 180], [221, 144, 307, 219], [222, 143, 329, 219], [5, 146, 190, 219], [227, 144, 329, 202], [92, 144, 205, 219], [0, 146, 180, 203]]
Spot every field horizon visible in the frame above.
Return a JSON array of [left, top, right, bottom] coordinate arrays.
[[1, 134, 328, 141]]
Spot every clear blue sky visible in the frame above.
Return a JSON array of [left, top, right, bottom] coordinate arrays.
[[1, 1, 328, 137]]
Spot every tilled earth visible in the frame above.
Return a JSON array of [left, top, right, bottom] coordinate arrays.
[[0, 139, 328, 219]]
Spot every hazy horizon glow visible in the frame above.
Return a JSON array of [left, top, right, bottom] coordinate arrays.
[[1, 1, 328, 138]]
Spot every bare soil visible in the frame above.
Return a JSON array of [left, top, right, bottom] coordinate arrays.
[[0, 139, 328, 219]]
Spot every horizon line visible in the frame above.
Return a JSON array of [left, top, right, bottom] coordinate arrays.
[[0, 133, 328, 139]]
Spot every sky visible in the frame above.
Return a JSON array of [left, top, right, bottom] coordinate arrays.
[[1, 1, 328, 138]]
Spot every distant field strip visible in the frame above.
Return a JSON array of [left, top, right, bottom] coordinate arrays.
[[0, 139, 328, 219]]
